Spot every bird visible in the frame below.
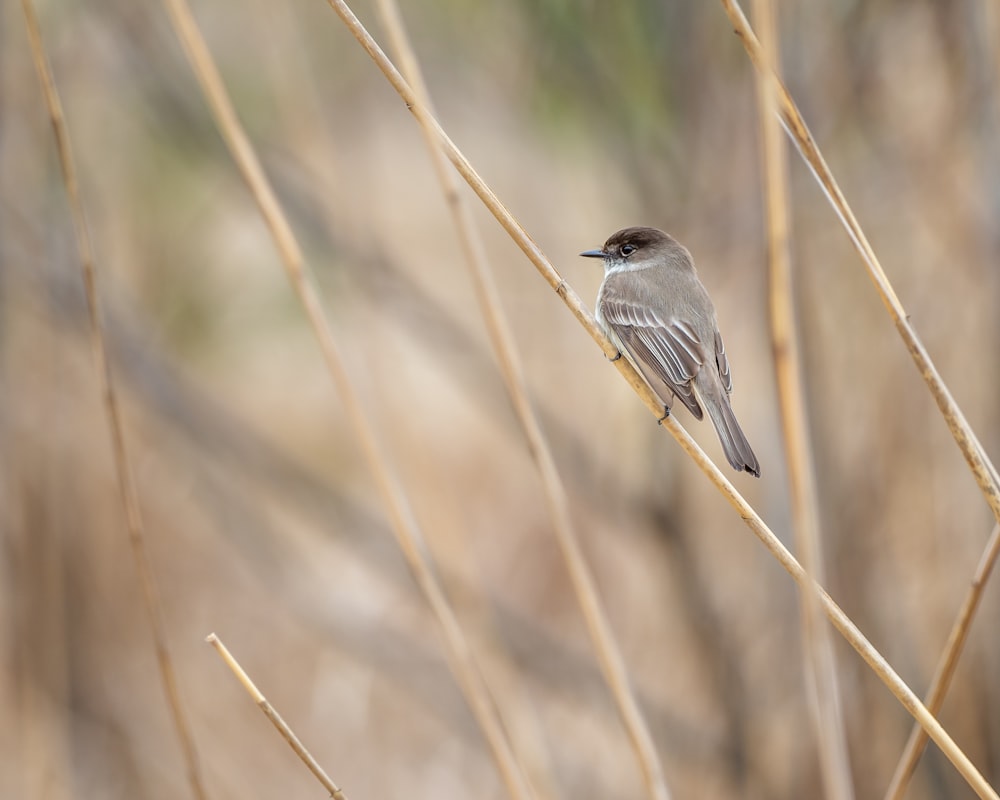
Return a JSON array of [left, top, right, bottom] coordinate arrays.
[[581, 226, 760, 477]]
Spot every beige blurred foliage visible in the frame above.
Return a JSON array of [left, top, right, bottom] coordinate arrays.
[[2, 1, 1000, 798]]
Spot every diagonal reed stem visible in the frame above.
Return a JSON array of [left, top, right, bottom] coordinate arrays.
[[322, 3, 998, 797], [206, 634, 348, 800], [719, 0, 1000, 523], [158, 0, 535, 797], [20, 3, 209, 798], [372, 2, 671, 798], [884, 522, 1000, 798], [720, 1, 1000, 793], [884, 8, 1000, 793], [749, 1, 854, 797]]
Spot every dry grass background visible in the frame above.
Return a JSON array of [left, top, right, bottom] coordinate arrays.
[[3, 0, 1000, 798]]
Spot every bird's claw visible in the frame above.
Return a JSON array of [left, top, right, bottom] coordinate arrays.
[[608, 350, 622, 362], [657, 408, 670, 425]]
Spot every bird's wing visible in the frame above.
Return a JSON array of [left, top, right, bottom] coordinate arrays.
[[715, 330, 733, 395], [600, 296, 707, 419]]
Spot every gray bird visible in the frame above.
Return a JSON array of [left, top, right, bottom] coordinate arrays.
[[581, 226, 760, 477]]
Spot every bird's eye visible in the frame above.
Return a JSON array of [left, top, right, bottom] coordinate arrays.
[[620, 244, 637, 257]]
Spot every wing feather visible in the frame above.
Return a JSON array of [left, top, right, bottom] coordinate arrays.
[[715, 330, 733, 394], [600, 296, 707, 419]]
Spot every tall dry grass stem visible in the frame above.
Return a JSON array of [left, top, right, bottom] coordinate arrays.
[[206, 634, 348, 800], [158, 0, 535, 797], [884, 522, 1000, 798], [322, 2, 998, 797], [749, 1, 854, 797], [20, 3, 208, 798], [720, 0, 1000, 521], [372, 2, 672, 798], [881, 5, 1000, 793], [722, 1, 1000, 793]]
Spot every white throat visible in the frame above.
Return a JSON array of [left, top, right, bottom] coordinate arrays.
[[604, 257, 656, 276]]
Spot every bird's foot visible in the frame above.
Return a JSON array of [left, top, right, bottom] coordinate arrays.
[[657, 407, 670, 425]]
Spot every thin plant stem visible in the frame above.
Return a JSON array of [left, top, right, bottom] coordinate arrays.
[[883, 4, 1000, 794], [372, 2, 671, 798], [158, 1, 535, 797], [205, 634, 348, 800], [20, 3, 208, 798], [321, 3, 998, 797], [722, 1, 1000, 793], [884, 523, 1000, 798], [749, 1, 854, 797], [722, 0, 1000, 797], [661, 421, 998, 800], [719, 0, 1000, 523]]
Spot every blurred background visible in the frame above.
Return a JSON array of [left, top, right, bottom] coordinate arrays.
[[3, 0, 1000, 797]]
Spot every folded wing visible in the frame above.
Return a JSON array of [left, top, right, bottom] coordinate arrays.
[[600, 296, 707, 419]]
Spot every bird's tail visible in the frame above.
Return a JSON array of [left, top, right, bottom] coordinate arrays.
[[703, 390, 760, 478]]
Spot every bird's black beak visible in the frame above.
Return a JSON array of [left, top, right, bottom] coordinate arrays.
[[579, 248, 606, 259]]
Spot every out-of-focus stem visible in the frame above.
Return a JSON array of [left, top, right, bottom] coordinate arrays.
[[159, 0, 536, 796], [374, 2, 672, 798], [20, 3, 208, 797], [750, 1, 854, 798]]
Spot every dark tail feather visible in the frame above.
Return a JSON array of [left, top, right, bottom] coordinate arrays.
[[704, 393, 760, 478]]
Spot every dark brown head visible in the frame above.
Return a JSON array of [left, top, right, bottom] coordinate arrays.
[[580, 226, 688, 270]]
